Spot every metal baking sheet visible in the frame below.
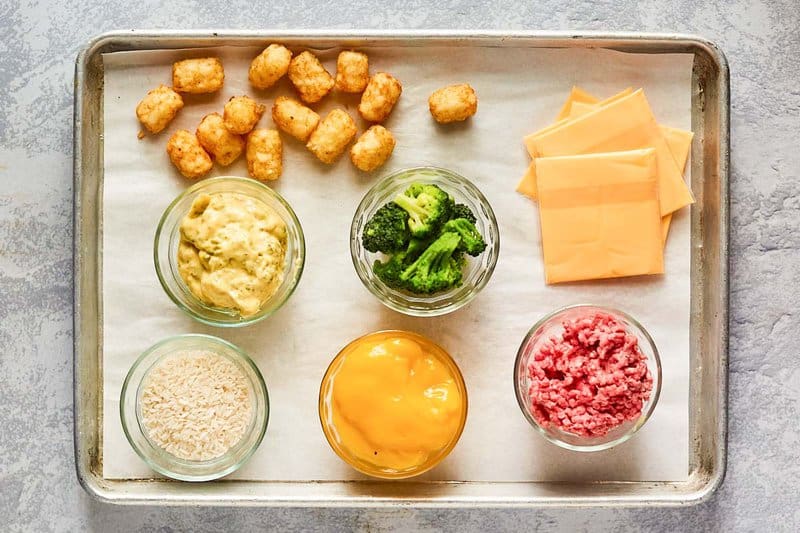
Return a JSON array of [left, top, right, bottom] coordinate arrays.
[[73, 30, 729, 507]]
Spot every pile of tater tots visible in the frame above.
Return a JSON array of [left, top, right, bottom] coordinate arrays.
[[135, 45, 478, 180]]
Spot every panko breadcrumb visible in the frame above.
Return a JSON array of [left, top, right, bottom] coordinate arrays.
[[334, 51, 369, 93], [350, 125, 396, 172], [306, 108, 357, 164], [358, 72, 402, 123], [172, 58, 224, 94], [429, 84, 478, 123], [196, 113, 245, 166], [246, 129, 283, 181], [223, 96, 265, 135], [288, 51, 335, 104], [271, 96, 320, 142], [166, 130, 213, 179], [135, 84, 183, 135], [248, 44, 292, 89]]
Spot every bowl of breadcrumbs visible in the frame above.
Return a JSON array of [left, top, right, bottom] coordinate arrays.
[[120, 334, 269, 481]]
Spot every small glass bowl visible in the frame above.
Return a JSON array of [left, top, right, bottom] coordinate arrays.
[[514, 305, 662, 452], [120, 334, 269, 481], [318, 330, 468, 479], [154, 176, 305, 327], [350, 167, 500, 317]]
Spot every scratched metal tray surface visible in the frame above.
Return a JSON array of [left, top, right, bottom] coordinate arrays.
[[73, 30, 729, 507]]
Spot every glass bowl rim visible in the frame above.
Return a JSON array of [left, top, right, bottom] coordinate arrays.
[[513, 304, 663, 452], [349, 165, 500, 317], [119, 333, 270, 481], [318, 329, 469, 479], [153, 175, 306, 328]]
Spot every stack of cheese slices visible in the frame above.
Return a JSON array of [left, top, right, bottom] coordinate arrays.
[[517, 87, 694, 284]]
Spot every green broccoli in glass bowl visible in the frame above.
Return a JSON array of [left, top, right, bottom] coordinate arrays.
[[350, 166, 499, 317], [366, 181, 486, 295]]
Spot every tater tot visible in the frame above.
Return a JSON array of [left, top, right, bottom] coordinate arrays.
[[196, 113, 245, 166], [306, 109, 357, 164], [334, 51, 369, 93], [248, 44, 292, 89], [428, 84, 478, 123], [166, 130, 213, 179], [288, 51, 335, 104], [246, 129, 282, 181], [271, 96, 320, 142], [358, 72, 402, 123], [172, 58, 224, 94], [350, 125, 396, 172], [223, 96, 266, 135], [135, 85, 183, 135]]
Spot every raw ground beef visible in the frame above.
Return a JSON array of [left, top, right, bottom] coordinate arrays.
[[526, 311, 653, 438]]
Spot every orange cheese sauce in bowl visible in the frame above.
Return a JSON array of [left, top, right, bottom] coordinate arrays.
[[319, 330, 467, 479]]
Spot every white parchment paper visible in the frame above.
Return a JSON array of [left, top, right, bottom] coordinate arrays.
[[102, 44, 693, 481]]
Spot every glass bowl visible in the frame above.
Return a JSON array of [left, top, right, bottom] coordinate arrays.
[[513, 305, 662, 452], [154, 176, 305, 327], [318, 330, 468, 479], [350, 166, 500, 317], [120, 334, 269, 481]]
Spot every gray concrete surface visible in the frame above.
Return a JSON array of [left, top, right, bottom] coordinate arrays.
[[1, 0, 799, 531]]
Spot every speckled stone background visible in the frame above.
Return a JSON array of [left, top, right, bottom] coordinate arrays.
[[1, 0, 798, 531]]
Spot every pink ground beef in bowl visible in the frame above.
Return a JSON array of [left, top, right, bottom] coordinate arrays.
[[526, 311, 654, 438]]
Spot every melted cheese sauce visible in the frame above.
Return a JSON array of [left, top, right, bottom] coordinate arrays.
[[322, 332, 465, 474]]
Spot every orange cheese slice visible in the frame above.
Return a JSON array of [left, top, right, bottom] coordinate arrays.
[[655, 125, 694, 241], [568, 100, 600, 117], [554, 86, 599, 121], [547, 87, 695, 174], [525, 88, 634, 151], [568, 103, 693, 173], [563, 90, 633, 118], [516, 87, 633, 199], [522, 89, 694, 217], [567, 99, 695, 242], [536, 148, 664, 284], [659, 125, 694, 171]]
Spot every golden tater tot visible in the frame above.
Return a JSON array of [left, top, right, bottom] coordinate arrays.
[[196, 113, 245, 166], [271, 96, 320, 142], [172, 58, 224, 94], [166, 130, 213, 179], [248, 44, 292, 89], [135, 84, 183, 135], [429, 84, 478, 123], [358, 72, 402, 123], [223, 96, 265, 135], [334, 51, 369, 93], [288, 51, 335, 104], [306, 109, 357, 164], [246, 129, 282, 181], [350, 125, 396, 172]]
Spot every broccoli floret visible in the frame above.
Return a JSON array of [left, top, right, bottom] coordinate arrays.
[[405, 182, 425, 197], [362, 202, 410, 253], [372, 252, 408, 289], [399, 232, 463, 293], [451, 203, 477, 224], [372, 236, 434, 289], [441, 217, 487, 256], [405, 236, 433, 262], [393, 183, 453, 239]]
